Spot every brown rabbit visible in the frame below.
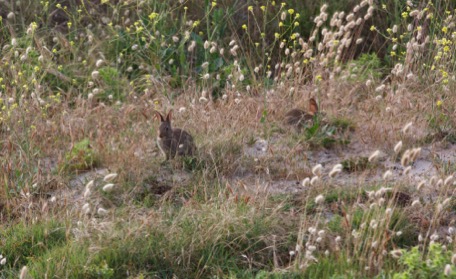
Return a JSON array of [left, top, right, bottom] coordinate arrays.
[[283, 98, 319, 127], [155, 110, 196, 160]]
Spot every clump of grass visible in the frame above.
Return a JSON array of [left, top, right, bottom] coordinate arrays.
[[59, 138, 99, 174], [0, 220, 67, 271], [341, 156, 370, 172]]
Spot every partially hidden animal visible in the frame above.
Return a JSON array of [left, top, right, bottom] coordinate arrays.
[[155, 110, 196, 160], [283, 98, 319, 127]]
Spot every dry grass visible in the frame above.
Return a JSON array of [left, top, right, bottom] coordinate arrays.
[[1, 0, 456, 278]]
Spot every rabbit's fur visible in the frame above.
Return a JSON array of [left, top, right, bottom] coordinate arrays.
[[156, 111, 196, 160], [284, 98, 319, 127]]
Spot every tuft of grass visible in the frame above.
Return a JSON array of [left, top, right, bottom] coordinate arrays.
[[1, 220, 68, 271], [341, 157, 370, 173], [59, 138, 99, 174]]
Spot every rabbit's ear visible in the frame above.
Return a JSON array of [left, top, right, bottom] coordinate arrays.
[[166, 110, 173, 122], [154, 111, 165, 122], [309, 98, 319, 114]]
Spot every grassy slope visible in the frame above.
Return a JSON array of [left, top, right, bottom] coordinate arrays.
[[1, 0, 456, 278]]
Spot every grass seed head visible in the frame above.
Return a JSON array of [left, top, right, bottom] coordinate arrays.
[[20, 266, 29, 279], [312, 164, 323, 176], [315, 194, 324, 204], [394, 141, 403, 153], [102, 183, 114, 192], [368, 150, 380, 162], [445, 264, 452, 276], [402, 122, 413, 134], [390, 249, 403, 259], [103, 173, 118, 182]]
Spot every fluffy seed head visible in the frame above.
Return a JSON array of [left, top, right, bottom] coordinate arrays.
[[96, 59, 104, 68], [20, 266, 28, 279], [390, 249, 403, 259], [302, 177, 310, 187], [383, 170, 392, 180], [102, 183, 114, 192], [402, 122, 413, 134], [315, 194, 324, 204], [311, 176, 320, 186], [82, 203, 91, 214], [394, 141, 403, 154], [444, 175, 453, 186], [411, 199, 420, 207], [97, 207, 108, 215], [368, 150, 380, 162], [445, 264, 452, 276], [91, 71, 100, 79], [312, 164, 323, 176], [7, 12, 15, 20], [401, 150, 410, 166], [403, 166, 412, 176], [329, 168, 342, 178], [103, 173, 118, 182]]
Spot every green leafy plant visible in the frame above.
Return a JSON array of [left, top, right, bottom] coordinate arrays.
[[59, 138, 98, 173], [393, 243, 455, 279]]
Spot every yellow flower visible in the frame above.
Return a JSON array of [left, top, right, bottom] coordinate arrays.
[[242, 24, 247, 30], [437, 100, 443, 107], [260, 6, 265, 12], [288, 9, 294, 15], [370, 25, 376, 31], [281, 2, 286, 8], [442, 26, 448, 33], [148, 12, 159, 20], [279, 22, 284, 27], [274, 33, 280, 39], [401, 12, 408, 18], [294, 22, 299, 27], [211, 1, 216, 7], [248, 6, 253, 12]]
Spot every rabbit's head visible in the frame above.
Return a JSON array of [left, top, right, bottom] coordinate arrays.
[[156, 111, 173, 139]]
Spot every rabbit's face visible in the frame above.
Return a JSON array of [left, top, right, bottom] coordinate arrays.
[[158, 121, 172, 139]]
